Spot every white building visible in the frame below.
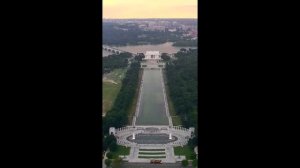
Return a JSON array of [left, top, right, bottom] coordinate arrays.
[[168, 28, 177, 32], [144, 51, 161, 60]]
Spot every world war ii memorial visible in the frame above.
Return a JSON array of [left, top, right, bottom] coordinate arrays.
[[109, 51, 195, 163]]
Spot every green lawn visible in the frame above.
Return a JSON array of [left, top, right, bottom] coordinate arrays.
[[105, 68, 127, 84], [103, 82, 121, 115], [110, 145, 130, 159], [138, 152, 165, 155], [139, 149, 165, 151], [138, 156, 166, 159], [171, 116, 182, 126], [174, 146, 196, 160], [102, 68, 127, 115]]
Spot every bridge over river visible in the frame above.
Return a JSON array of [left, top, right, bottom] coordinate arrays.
[[103, 45, 138, 56]]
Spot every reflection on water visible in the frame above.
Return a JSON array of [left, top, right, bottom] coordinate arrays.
[[102, 42, 196, 57]]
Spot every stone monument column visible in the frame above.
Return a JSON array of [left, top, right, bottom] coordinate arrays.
[[109, 127, 116, 135]]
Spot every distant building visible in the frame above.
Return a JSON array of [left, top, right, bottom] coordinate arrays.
[[138, 24, 147, 29], [168, 28, 177, 32], [144, 51, 161, 60], [146, 25, 165, 32]]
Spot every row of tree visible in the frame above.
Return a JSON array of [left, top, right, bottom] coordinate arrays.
[[173, 39, 198, 47], [165, 49, 199, 150], [165, 49, 198, 128], [102, 61, 140, 136], [102, 53, 132, 74]]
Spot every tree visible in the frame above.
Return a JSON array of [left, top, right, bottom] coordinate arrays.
[[188, 137, 197, 148], [135, 53, 144, 62], [104, 134, 117, 151], [106, 152, 113, 159], [165, 49, 198, 137], [182, 159, 188, 167], [105, 159, 112, 167], [161, 53, 171, 61], [103, 53, 131, 74], [109, 141, 117, 152], [102, 61, 140, 137], [190, 153, 196, 160], [180, 48, 187, 52]]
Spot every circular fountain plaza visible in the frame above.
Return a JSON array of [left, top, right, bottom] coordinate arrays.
[[109, 54, 195, 163]]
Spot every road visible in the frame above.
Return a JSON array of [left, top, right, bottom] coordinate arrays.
[[102, 150, 108, 168]]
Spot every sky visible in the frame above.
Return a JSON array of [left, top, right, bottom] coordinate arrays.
[[103, 0, 197, 19]]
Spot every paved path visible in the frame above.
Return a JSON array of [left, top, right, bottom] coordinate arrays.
[[102, 154, 106, 168], [102, 150, 108, 168]]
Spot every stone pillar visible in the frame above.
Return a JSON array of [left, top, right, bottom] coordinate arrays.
[[132, 133, 135, 139], [169, 133, 172, 140], [109, 127, 116, 135]]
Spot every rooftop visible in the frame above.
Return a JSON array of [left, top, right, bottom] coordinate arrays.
[[145, 51, 160, 55]]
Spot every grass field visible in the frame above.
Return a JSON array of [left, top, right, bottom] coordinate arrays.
[[138, 152, 165, 155], [174, 146, 196, 160], [135, 69, 169, 125], [109, 145, 130, 159], [139, 149, 165, 151], [105, 68, 127, 83], [102, 68, 127, 115], [171, 116, 182, 126], [138, 156, 166, 158]]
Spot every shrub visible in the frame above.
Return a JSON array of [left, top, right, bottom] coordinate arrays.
[[190, 153, 196, 160], [109, 141, 117, 152], [106, 152, 113, 159]]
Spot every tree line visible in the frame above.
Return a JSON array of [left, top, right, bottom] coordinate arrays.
[[165, 49, 198, 128], [165, 49, 198, 148], [173, 39, 198, 47], [103, 53, 132, 74], [102, 60, 141, 137], [103, 23, 185, 46]]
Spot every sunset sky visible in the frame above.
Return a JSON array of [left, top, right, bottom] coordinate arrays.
[[103, 0, 197, 19]]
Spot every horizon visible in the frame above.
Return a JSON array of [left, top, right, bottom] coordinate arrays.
[[103, 18, 197, 20], [103, 0, 197, 19]]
